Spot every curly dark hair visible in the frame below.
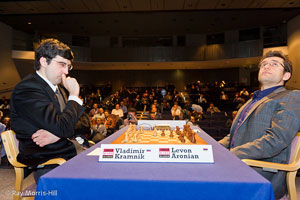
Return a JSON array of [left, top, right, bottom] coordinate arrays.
[[34, 38, 74, 70]]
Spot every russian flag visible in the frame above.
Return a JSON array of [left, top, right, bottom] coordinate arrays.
[[146, 149, 151, 152], [203, 148, 208, 151]]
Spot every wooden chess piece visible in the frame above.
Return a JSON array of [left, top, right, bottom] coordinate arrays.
[[161, 129, 165, 136], [191, 132, 196, 143], [180, 137, 185, 143], [169, 130, 174, 138]]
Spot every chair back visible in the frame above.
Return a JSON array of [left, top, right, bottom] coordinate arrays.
[[289, 132, 300, 166], [1, 130, 26, 167]]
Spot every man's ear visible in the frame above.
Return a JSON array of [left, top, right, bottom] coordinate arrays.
[[283, 72, 291, 81], [39, 57, 48, 69]]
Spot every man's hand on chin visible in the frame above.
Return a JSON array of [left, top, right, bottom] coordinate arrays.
[[32, 129, 60, 147]]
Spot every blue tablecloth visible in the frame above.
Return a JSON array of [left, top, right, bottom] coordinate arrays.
[[36, 123, 274, 200]]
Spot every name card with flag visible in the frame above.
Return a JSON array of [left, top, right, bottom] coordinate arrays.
[[98, 144, 214, 163]]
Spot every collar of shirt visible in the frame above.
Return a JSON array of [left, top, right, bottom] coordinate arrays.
[[36, 71, 58, 93], [252, 85, 283, 101]]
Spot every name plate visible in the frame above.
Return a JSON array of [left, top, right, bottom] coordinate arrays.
[[98, 144, 214, 163]]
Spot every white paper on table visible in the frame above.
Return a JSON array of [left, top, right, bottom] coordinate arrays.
[[87, 148, 101, 156]]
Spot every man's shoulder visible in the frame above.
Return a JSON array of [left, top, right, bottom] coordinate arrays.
[[269, 89, 300, 104], [14, 73, 44, 91], [276, 88, 300, 97]]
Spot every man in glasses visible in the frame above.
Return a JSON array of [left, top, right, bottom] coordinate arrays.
[[219, 51, 300, 199], [10, 38, 85, 183]]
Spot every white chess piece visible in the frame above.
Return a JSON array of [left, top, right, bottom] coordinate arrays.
[[140, 126, 143, 134], [133, 132, 137, 143], [124, 131, 128, 143], [153, 127, 157, 137]]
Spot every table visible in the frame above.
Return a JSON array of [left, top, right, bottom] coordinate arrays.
[[36, 121, 274, 200]]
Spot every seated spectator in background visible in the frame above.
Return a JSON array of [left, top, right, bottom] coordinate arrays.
[[171, 104, 183, 120], [225, 111, 238, 128], [120, 101, 128, 118], [133, 94, 142, 110], [150, 106, 162, 120], [112, 104, 124, 118], [187, 116, 199, 127], [219, 80, 226, 88], [240, 88, 249, 98], [173, 93, 183, 106], [182, 100, 192, 120], [236, 98, 246, 110], [104, 110, 115, 136], [91, 117, 107, 143], [191, 104, 203, 113], [220, 91, 229, 101], [89, 92, 97, 103], [114, 91, 121, 105], [124, 108, 138, 126], [148, 95, 154, 105], [162, 100, 171, 112], [250, 92, 254, 98], [0, 100, 10, 110], [93, 107, 105, 120], [0, 96, 7, 105], [95, 89, 102, 103], [233, 92, 242, 104], [198, 94, 207, 104], [3, 117, 11, 130], [89, 103, 99, 117], [164, 91, 173, 104], [198, 93, 208, 110], [141, 93, 150, 111], [151, 100, 161, 113], [148, 112, 157, 120], [191, 104, 204, 121], [207, 103, 221, 114]]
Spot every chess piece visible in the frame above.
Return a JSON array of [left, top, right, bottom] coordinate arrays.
[[169, 130, 174, 138], [124, 131, 128, 143], [186, 124, 190, 130], [191, 132, 196, 143], [133, 132, 137, 143], [153, 127, 157, 137], [180, 137, 185, 143], [161, 129, 165, 136]]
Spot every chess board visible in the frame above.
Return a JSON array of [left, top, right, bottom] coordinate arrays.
[[111, 128, 207, 145]]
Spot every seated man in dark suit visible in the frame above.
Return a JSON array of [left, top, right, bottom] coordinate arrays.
[[10, 39, 85, 183], [219, 51, 300, 199]]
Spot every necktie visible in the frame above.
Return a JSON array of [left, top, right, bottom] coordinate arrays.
[[55, 88, 66, 112]]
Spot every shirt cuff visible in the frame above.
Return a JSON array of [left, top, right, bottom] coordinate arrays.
[[68, 96, 83, 105]]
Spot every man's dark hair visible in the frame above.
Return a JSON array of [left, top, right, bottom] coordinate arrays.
[[34, 38, 74, 70], [260, 51, 293, 77]]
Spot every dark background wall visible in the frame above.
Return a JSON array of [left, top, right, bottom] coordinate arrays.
[[70, 68, 240, 91]]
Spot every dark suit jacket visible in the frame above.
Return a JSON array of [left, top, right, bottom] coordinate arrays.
[[10, 73, 85, 167], [219, 87, 300, 198]]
